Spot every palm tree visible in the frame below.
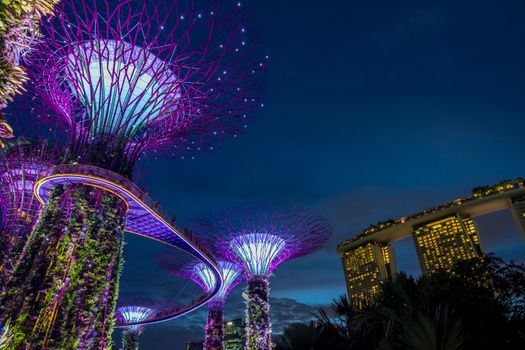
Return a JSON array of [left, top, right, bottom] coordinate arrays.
[[315, 296, 385, 349], [389, 307, 465, 350], [275, 322, 323, 350]]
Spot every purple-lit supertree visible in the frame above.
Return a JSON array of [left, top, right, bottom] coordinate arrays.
[[192, 205, 331, 350], [33, 0, 264, 174], [159, 252, 244, 350], [0, 137, 65, 283], [116, 306, 154, 350], [0, 0, 265, 348]]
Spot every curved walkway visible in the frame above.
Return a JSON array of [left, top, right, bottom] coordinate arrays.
[[33, 164, 222, 326]]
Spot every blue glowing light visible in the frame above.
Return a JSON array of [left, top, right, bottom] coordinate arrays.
[[229, 233, 286, 276]]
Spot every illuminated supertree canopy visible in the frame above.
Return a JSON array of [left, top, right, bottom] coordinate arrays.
[[192, 205, 331, 350], [30, 0, 266, 175], [0, 0, 264, 348], [0, 137, 65, 281], [159, 253, 244, 350], [116, 306, 154, 350]]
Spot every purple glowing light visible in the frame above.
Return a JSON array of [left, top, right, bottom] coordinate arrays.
[[29, 0, 265, 164], [159, 252, 243, 301], [192, 204, 332, 277], [34, 165, 223, 326], [0, 138, 63, 235]]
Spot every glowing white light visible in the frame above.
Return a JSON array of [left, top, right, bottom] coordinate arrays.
[[66, 40, 180, 137], [216, 261, 243, 299], [229, 233, 286, 276], [118, 306, 154, 327], [194, 263, 217, 292]]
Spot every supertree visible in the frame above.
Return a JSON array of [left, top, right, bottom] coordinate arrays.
[[0, 137, 65, 284], [159, 252, 244, 350], [192, 205, 331, 350], [0, 0, 265, 347], [115, 306, 154, 350]]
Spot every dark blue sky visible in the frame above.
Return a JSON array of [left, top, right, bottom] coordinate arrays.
[[117, 0, 525, 348]]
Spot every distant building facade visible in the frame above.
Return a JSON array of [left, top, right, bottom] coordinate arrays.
[[412, 215, 482, 274], [224, 318, 245, 350], [185, 341, 203, 350], [339, 241, 396, 309], [337, 178, 525, 308]]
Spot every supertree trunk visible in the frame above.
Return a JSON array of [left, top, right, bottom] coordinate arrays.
[[0, 229, 27, 288], [0, 221, 36, 290], [205, 299, 225, 350], [244, 276, 271, 350], [0, 185, 126, 349], [122, 328, 141, 350]]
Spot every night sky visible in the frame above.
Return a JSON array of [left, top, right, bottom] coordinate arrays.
[[115, 1, 525, 348]]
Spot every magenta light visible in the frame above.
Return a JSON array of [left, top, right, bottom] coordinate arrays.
[[159, 252, 243, 301], [192, 204, 332, 277], [28, 0, 266, 169], [0, 138, 64, 235]]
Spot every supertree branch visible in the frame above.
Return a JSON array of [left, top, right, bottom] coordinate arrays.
[[159, 253, 244, 300], [159, 252, 244, 350], [116, 306, 154, 350], [28, 0, 266, 173], [191, 204, 331, 350], [192, 204, 332, 277], [0, 137, 65, 284]]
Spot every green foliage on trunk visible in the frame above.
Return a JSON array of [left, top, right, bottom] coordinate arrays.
[[0, 186, 126, 349], [122, 329, 140, 350]]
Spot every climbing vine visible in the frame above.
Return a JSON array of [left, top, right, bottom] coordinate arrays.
[[0, 185, 126, 349], [243, 276, 271, 350], [122, 328, 141, 350], [205, 299, 225, 350]]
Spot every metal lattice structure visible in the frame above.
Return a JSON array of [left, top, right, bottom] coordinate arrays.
[[0, 137, 66, 278], [29, 0, 266, 175], [159, 253, 244, 302], [0, 138, 65, 236], [159, 251, 244, 350], [193, 204, 332, 277], [192, 204, 331, 350], [0, 1, 266, 346]]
